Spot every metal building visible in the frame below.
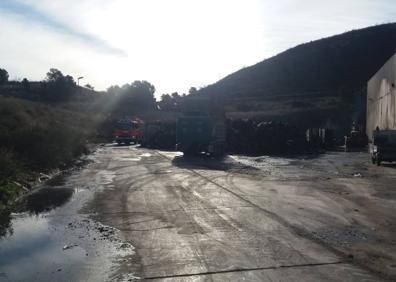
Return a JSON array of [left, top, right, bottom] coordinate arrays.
[[366, 53, 396, 141]]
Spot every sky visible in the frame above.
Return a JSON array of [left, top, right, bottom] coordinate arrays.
[[0, 0, 395, 97]]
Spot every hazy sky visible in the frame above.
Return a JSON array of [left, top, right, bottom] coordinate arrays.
[[0, 0, 395, 97]]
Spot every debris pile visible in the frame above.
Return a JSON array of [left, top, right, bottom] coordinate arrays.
[[306, 128, 335, 149], [139, 118, 340, 155], [226, 120, 309, 155], [141, 121, 176, 150]]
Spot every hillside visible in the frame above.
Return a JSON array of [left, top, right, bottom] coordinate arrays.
[[200, 23, 396, 131]]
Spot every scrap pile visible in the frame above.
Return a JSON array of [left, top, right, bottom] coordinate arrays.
[[306, 128, 336, 149], [226, 120, 308, 155], [141, 121, 176, 150]]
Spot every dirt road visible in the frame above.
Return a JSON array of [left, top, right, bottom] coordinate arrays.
[[1, 145, 396, 281]]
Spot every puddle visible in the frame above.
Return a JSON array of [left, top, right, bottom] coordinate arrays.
[[0, 148, 138, 281], [230, 155, 292, 169], [312, 226, 375, 246], [16, 187, 74, 214], [95, 170, 116, 185], [140, 153, 152, 157], [115, 157, 142, 162], [0, 213, 12, 238], [0, 214, 87, 281], [0, 212, 136, 282]]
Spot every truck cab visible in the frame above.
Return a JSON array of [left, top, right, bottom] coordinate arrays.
[[113, 119, 143, 145], [371, 130, 396, 166]]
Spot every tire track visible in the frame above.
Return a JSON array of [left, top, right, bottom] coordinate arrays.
[[155, 150, 388, 281]]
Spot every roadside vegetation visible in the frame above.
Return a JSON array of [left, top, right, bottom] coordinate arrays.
[[0, 68, 161, 218], [0, 96, 99, 217]]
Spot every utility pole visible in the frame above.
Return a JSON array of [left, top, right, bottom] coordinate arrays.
[[77, 76, 84, 86]]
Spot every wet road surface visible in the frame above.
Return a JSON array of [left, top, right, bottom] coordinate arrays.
[[2, 145, 396, 281], [0, 151, 136, 282], [88, 146, 395, 281]]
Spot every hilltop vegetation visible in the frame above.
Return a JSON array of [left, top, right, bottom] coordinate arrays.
[[199, 23, 396, 131]]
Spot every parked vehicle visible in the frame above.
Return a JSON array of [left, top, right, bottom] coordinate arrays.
[[344, 123, 368, 151], [141, 121, 176, 149], [370, 130, 396, 166], [176, 97, 226, 156], [113, 119, 143, 145]]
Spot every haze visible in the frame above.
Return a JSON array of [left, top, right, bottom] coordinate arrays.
[[0, 0, 395, 96]]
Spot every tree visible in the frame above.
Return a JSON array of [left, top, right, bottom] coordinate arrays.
[[85, 83, 94, 90], [159, 94, 174, 111], [188, 87, 198, 95], [111, 80, 157, 114], [43, 68, 77, 101], [65, 75, 75, 86], [46, 68, 75, 86], [21, 78, 29, 89], [0, 68, 9, 84], [127, 81, 156, 110], [171, 92, 180, 99], [46, 68, 64, 83], [107, 85, 121, 95]]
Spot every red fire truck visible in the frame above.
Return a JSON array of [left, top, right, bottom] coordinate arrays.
[[113, 118, 144, 145]]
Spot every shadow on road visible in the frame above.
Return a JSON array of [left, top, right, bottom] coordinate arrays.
[[172, 154, 256, 172], [379, 163, 396, 169], [104, 143, 138, 148]]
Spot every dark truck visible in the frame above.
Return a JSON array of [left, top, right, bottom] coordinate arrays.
[[176, 97, 226, 156], [370, 130, 396, 166], [141, 121, 176, 149]]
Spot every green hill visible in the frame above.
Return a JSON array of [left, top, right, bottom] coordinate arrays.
[[199, 23, 396, 131]]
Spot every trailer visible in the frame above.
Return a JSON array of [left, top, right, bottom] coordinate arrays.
[[366, 53, 396, 164], [176, 97, 226, 156], [366, 53, 396, 141]]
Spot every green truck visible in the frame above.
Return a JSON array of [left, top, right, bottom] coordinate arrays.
[[176, 97, 226, 156]]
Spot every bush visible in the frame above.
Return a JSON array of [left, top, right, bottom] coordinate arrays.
[[0, 182, 20, 204], [0, 149, 21, 182], [0, 97, 94, 174]]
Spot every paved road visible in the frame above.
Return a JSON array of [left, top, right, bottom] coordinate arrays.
[[87, 145, 388, 281], [3, 144, 395, 281]]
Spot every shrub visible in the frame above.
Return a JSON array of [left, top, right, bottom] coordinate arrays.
[[0, 149, 21, 182]]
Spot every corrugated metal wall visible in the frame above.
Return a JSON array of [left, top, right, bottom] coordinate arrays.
[[366, 53, 396, 141]]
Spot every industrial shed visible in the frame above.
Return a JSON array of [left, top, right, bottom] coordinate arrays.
[[366, 53, 396, 141]]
